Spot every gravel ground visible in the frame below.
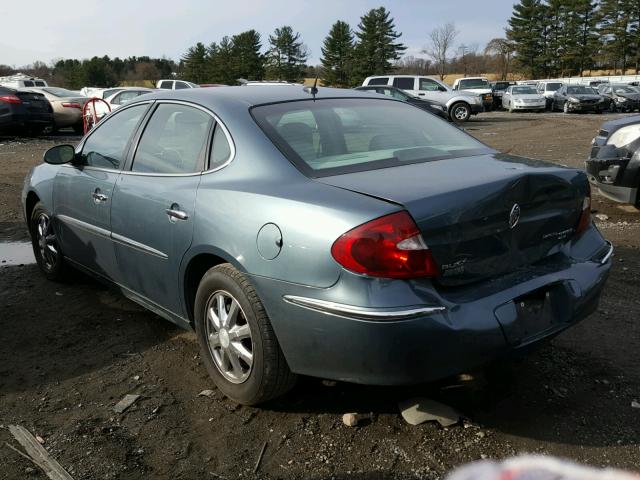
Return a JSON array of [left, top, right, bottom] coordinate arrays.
[[0, 113, 639, 479]]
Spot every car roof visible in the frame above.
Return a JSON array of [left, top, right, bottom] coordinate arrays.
[[129, 85, 384, 110]]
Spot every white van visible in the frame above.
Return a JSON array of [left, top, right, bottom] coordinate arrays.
[[362, 75, 484, 122], [0, 74, 48, 89]]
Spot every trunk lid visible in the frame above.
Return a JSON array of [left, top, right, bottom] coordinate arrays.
[[15, 91, 52, 115], [317, 153, 587, 285]]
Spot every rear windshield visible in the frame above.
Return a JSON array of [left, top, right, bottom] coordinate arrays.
[[458, 79, 490, 89], [43, 87, 80, 97], [252, 98, 491, 177]]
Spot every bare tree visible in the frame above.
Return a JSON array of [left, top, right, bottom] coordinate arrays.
[[484, 38, 515, 80], [423, 23, 458, 80]]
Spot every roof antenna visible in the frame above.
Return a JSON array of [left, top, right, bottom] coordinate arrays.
[[303, 75, 319, 99]]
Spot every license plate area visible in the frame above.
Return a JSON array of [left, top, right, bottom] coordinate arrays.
[[495, 282, 575, 346], [514, 288, 555, 339]]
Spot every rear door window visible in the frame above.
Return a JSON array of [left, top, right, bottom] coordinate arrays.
[[132, 104, 213, 174], [175, 82, 190, 90], [367, 77, 389, 86], [80, 104, 148, 169], [209, 125, 232, 169], [23, 81, 34, 87], [392, 78, 415, 90]]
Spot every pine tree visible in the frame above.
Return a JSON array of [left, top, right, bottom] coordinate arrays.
[[181, 42, 208, 83], [565, 0, 601, 76], [320, 21, 354, 86], [207, 37, 237, 84], [232, 30, 264, 81], [265, 26, 308, 82], [352, 7, 406, 84], [600, 0, 632, 74], [507, 0, 547, 78]]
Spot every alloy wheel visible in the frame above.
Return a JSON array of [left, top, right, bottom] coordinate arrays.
[[454, 105, 469, 121], [204, 290, 253, 384], [36, 213, 58, 271]]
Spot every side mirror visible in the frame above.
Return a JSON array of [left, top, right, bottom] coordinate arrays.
[[44, 145, 75, 165]]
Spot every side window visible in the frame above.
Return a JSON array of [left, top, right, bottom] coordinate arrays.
[[367, 77, 389, 86], [175, 81, 189, 90], [80, 104, 147, 169], [110, 92, 123, 105], [132, 104, 212, 174], [392, 78, 414, 90], [209, 125, 232, 169], [419, 78, 441, 91], [23, 80, 35, 87], [159, 81, 172, 89]]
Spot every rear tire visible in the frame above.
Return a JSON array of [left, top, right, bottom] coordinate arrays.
[[450, 102, 471, 123], [194, 263, 296, 405], [30, 202, 69, 281]]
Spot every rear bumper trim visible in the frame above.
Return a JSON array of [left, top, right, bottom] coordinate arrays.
[[282, 295, 446, 321], [598, 241, 614, 264]]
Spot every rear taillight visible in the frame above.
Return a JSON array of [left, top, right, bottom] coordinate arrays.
[[62, 102, 82, 109], [0, 94, 22, 104], [331, 211, 439, 279], [576, 185, 592, 235]]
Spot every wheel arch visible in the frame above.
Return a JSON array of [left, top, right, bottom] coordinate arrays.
[[181, 247, 248, 326], [25, 190, 41, 225]]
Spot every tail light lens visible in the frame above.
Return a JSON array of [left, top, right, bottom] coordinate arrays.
[[0, 94, 22, 104], [576, 185, 592, 235], [62, 102, 82, 109], [331, 211, 439, 279]]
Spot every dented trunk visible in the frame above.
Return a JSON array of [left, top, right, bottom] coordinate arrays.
[[318, 153, 589, 285]]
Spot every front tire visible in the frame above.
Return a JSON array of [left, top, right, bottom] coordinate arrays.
[[194, 264, 296, 405], [563, 102, 570, 114], [30, 202, 68, 281], [450, 102, 471, 123]]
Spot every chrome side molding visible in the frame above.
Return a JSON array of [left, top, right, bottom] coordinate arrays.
[[282, 295, 445, 321], [599, 241, 614, 265]]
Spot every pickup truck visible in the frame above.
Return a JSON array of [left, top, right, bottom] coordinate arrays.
[[452, 77, 493, 111]]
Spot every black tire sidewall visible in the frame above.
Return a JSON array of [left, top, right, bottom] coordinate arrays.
[[194, 266, 267, 404], [451, 102, 471, 122], [30, 202, 65, 281]]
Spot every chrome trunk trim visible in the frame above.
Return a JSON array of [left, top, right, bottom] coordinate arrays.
[[282, 295, 445, 321]]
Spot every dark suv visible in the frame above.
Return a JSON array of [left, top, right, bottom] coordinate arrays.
[[586, 115, 640, 207]]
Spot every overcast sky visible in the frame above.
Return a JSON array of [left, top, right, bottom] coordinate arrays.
[[0, 0, 516, 67]]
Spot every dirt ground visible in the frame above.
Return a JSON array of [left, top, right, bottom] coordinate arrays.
[[1, 113, 639, 480]]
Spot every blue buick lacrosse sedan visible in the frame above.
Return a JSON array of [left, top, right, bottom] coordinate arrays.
[[23, 86, 612, 404]]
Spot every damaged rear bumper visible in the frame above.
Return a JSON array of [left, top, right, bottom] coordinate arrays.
[[249, 229, 612, 385]]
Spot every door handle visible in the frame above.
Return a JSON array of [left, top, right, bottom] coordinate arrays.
[[92, 190, 108, 203], [418, 93, 425, 96], [166, 208, 189, 221]]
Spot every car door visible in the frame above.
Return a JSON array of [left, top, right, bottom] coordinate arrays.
[[553, 86, 566, 109], [416, 77, 448, 102], [392, 77, 417, 96], [110, 102, 215, 315], [53, 103, 149, 279]]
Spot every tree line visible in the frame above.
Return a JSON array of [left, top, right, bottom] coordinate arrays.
[[508, 0, 640, 78], [0, 56, 177, 89], [179, 6, 406, 86]]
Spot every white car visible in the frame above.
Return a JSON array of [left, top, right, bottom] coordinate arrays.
[[85, 87, 154, 122], [502, 85, 546, 112], [362, 75, 484, 122], [156, 79, 199, 90]]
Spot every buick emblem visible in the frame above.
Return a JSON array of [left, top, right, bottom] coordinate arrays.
[[509, 203, 521, 229]]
